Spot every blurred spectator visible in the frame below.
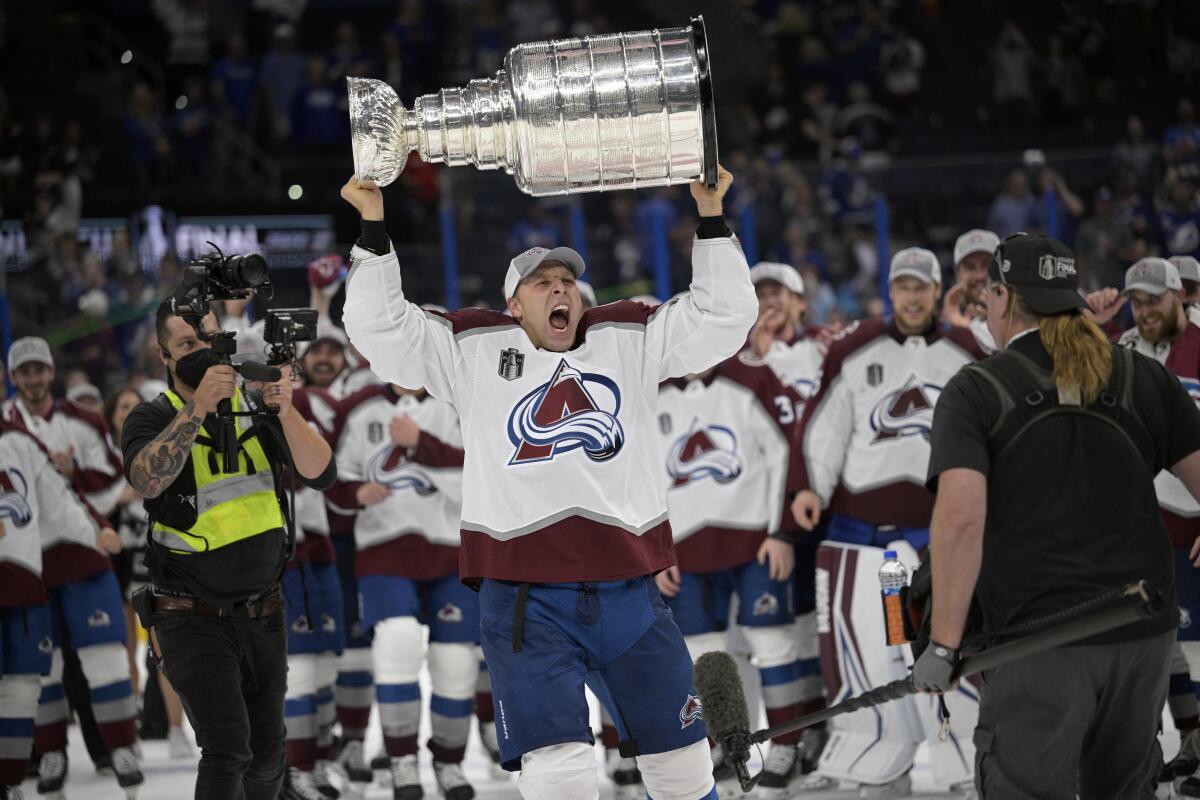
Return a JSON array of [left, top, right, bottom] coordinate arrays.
[[829, 6, 886, 93], [1158, 177, 1200, 257], [391, 0, 438, 96], [878, 27, 925, 113], [473, 0, 504, 73], [820, 138, 875, 227], [327, 21, 369, 84], [152, 0, 213, 93], [380, 33, 405, 92], [66, 382, 103, 410], [507, 204, 560, 252], [67, 250, 115, 318], [506, 0, 561, 43], [260, 23, 305, 142], [795, 82, 834, 160], [210, 31, 258, 126], [1114, 115, 1158, 191], [291, 56, 345, 150], [169, 75, 214, 178], [800, 264, 837, 325], [1076, 187, 1135, 291], [105, 230, 140, 279], [1166, 26, 1200, 88], [835, 82, 895, 155], [123, 83, 169, 192], [991, 21, 1037, 127], [1164, 97, 1200, 171], [750, 63, 801, 157], [1040, 33, 1087, 126], [988, 168, 1042, 237]]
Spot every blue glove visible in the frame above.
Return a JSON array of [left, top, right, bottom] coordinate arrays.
[[912, 640, 958, 693]]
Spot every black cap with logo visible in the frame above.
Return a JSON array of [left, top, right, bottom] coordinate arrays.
[[986, 233, 1088, 315]]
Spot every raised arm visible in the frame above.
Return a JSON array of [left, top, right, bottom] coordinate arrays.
[[644, 168, 758, 380], [339, 178, 461, 403]]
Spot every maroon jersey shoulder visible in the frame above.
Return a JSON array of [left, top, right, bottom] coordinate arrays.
[[821, 319, 888, 379], [56, 399, 113, 436], [435, 307, 518, 336], [574, 300, 656, 343], [940, 323, 987, 361]]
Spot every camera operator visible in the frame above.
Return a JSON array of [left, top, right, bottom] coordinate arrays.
[[120, 299, 335, 800]]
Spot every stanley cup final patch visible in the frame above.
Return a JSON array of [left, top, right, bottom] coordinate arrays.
[[498, 347, 525, 381]]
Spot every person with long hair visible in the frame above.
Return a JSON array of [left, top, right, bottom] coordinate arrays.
[[104, 385, 194, 759], [919, 233, 1200, 798]]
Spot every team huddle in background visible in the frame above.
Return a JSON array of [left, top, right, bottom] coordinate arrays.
[[2, 188, 1200, 800]]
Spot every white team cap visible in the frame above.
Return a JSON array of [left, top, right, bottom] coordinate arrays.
[[749, 262, 805, 295], [137, 379, 169, 402], [1169, 255, 1200, 284], [66, 383, 102, 406], [503, 246, 587, 300], [1123, 257, 1182, 296], [576, 280, 597, 309], [7, 336, 53, 372], [889, 247, 942, 285], [953, 229, 1000, 266]]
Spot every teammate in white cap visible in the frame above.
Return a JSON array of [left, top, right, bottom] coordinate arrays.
[[942, 229, 1001, 353], [790, 247, 984, 798], [1086, 257, 1200, 789], [1171, 255, 1200, 326], [2, 337, 144, 796]]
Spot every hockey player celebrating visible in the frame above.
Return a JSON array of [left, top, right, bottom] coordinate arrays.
[[790, 248, 983, 798], [655, 352, 823, 797], [0, 419, 120, 799], [3, 338, 144, 797], [329, 382, 476, 800], [1084, 257, 1200, 793], [339, 167, 756, 800], [746, 262, 826, 411]]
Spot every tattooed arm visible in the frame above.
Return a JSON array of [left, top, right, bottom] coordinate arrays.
[[126, 401, 205, 499]]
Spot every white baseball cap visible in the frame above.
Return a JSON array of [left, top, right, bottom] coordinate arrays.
[[7, 337, 53, 372], [953, 229, 1000, 266], [749, 262, 805, 295], [576, 280, 597, 309], [66, 383, 102, 406], [503, 246, 587, 300], [1169, 255, 1200, 284], [1123, 257, 1182, 296], [889, 247, 942, 285]]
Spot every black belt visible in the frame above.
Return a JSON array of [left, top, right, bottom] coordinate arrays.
[[151, 589, 282, 619]]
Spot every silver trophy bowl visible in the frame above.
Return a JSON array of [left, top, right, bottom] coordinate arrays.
[[348, 16, 718, 196]]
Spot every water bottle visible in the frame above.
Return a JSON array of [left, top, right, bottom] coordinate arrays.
[[879, 550, 909, 646]]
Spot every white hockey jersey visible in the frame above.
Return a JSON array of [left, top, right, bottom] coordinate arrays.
[[1, 398, 120, 584], [0, 421, 101, 605], [793, 319, 983, 527], [290, 387, 338, 563], [754, 333, 826, 417], [343, 235, 757, 583], [657, 354, 793, 573], [1118, 321, 1200, 546], [331, 385, 464, 579], [1, 397, 124, 516]]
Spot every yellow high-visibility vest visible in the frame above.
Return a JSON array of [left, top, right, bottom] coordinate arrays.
[[151, 388, 285, 554]]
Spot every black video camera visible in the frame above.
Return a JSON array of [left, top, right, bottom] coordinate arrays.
[[172, 242, 272, 324], [263, 308, 319, 368]]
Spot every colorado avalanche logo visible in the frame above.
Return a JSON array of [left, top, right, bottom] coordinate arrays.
[[679, 694, 703, 729], [365, 446, 438, 496], [870, 375, 942, 442], [507, 359, 624, 465], [666, 418, 742, 487], [0, 467, 32, 527]]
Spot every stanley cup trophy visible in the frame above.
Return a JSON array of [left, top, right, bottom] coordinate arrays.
[[348, 16, 718, 196]]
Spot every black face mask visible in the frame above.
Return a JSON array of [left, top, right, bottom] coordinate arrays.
[[172, 348, 225, 391]]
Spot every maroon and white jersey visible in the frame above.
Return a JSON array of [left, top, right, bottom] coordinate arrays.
[[329, 385, 464, 580], [290, 387, 337, 563], [1119, 321, 1200, 546], [2, 397, 124, 516], [2, 397, 122, 582], [792, 320, 983, 527], [343, 235, 757, 584], [0, 421, 101, 605], [657, 354, 794, 573], [753, 334, 826, 417]]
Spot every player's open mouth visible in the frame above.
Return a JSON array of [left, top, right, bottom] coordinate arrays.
[[549, 304, 570, 331]]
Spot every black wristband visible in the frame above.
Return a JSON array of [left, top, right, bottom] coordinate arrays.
[[768, 530, 798, 545], [357, 220, 389, 256], [696, 215, 731, 240]]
